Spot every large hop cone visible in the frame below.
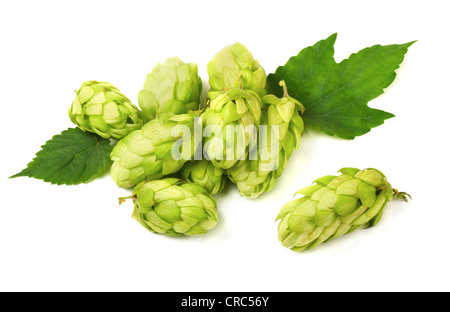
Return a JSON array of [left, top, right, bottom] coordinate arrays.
[[138, 57, 202, 120], [110, 111, 201, 188], [121, 178, 219, 237], [201, 88, 262, 170], [276, 168, 410, 251], [69, 81, 146, 139], [180, 159, 227, 195], [207, 43, 267, 97], [228, 81, 305, 198]]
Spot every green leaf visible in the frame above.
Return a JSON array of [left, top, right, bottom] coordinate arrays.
[[11, 128, 112, 185], [267, 33, 415, 139]]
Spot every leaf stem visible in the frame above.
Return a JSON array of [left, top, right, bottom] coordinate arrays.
[[393, 188, 411, 201], [279, 80, 289, 98], [119, 195, 137, 205], [200, 99, 210, 114]]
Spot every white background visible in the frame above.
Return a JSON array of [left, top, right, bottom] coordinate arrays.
[[1, 0, 449, 292]]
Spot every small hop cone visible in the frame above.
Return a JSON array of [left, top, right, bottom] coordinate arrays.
[[180, 160, 227, 195], [276, 168, 410, 251], [207, 43, 267, 97], [201, 88, 262, 169], [124, 178, 219, 237], [138, 57, 202, 121], [69, 81, 146, 139], [110, 111, 201, 188], [228, 81, 305, 198]]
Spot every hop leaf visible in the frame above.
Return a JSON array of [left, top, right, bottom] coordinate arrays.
[[11, 128, 112, 185], [267, 34, 415, 139]]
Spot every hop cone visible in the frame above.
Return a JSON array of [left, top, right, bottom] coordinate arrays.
[[121, 178, 219, 237], [110, 111, 201, 188], [138, 57, 202, 120], [180, 160, 227, 195], [228, 81, 305, 198], [276, 168, 410, 251], [201, 88, 262, 169], [207, 43, 267, 97], [69, 81, 146, 139]]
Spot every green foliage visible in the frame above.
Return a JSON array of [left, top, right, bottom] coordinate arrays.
[[11, 128, 112, 185], [267, 34, 415, 139]]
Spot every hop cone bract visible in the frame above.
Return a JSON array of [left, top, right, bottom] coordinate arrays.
[[276, 168, 410, 251], [110, 111, 201, 188], [228, 81, 305, 198], [180, 160, 227, 195], [138, 57, 202, 120], [201, 88, 262, 169], [207, 43, 267, 97], [124, 178, 219, 236], [69, 81, 146, 139]]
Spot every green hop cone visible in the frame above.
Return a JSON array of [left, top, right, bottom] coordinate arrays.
[[207, 43, 267, 97], [110, 111, 201, 188], [201, 88, 262, 169], [276, 168, 411, 251], [228, 81, 305, 198], [180, 160, 227, 195], [138, 57, 202, 120], [120, 178, 219, 236], [69, 81, 146, 139]]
